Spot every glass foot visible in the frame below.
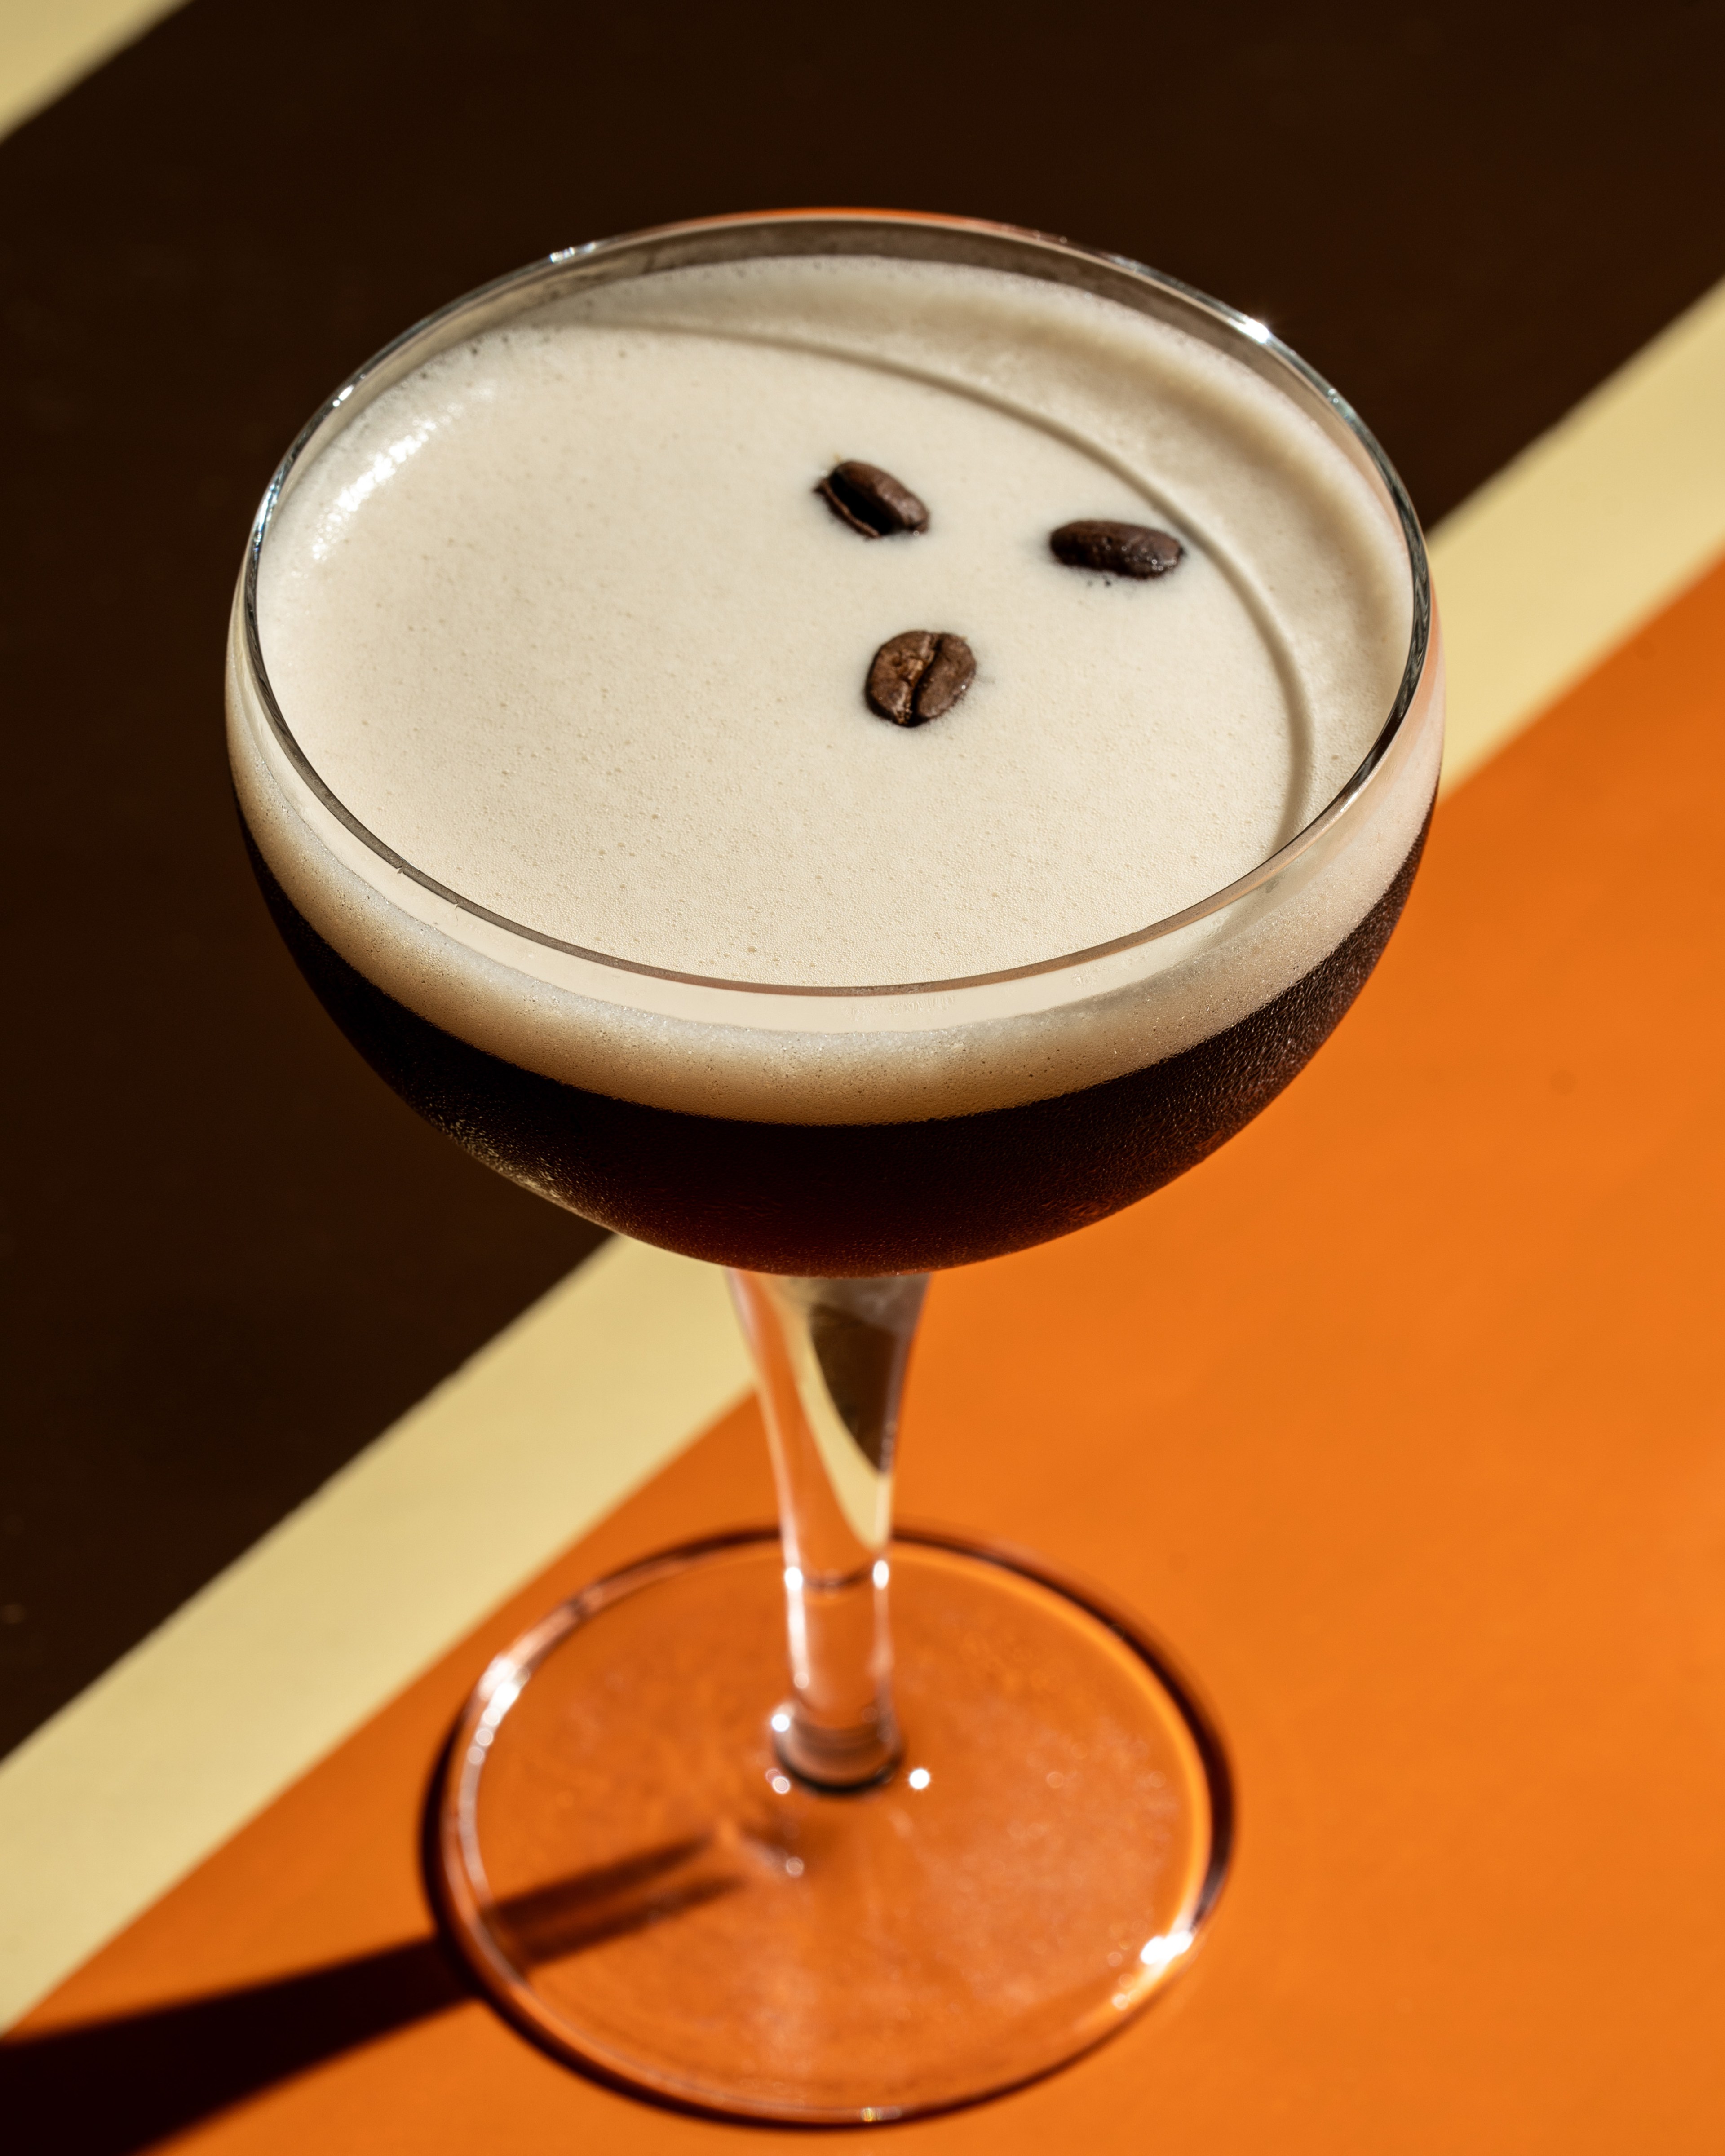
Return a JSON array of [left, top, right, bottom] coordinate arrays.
[[434, 1531, 1229, 2123]]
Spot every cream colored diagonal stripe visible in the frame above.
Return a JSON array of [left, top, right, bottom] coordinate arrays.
[[0, 108, 1720, 2024], [0, 1241, 752, 2029], [1433, 274, 1725, 791], [0, 0, 187, 139]]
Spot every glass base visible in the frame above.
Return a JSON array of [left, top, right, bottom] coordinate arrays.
[[434, 1531, 1229, 2123]]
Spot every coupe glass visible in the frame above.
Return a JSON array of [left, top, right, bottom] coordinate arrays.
[[227, 210, 1442, 2122]]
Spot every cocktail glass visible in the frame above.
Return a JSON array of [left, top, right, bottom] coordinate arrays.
[[227, 210, 1442, 2123]]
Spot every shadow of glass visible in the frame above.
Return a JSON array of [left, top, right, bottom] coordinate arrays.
[[487, 1829, 741, 1966], [0, 1940, 467, 2156], [0, 1834, 741, 2154]]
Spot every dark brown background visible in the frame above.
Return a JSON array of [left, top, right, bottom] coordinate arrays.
[[3, 0, 1723, 1759]]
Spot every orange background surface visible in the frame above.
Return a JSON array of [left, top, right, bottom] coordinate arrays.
[[12, 556, 1725, 2149]]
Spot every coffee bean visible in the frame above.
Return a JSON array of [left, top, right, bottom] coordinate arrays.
[[818, 461, 930, 539], [866, 631, 976, 727], [1050, 519, 1183, 578]]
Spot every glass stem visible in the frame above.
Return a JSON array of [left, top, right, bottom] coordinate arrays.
[[727, 1270, 929, 1789]]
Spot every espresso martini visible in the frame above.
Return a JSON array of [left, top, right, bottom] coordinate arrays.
[[230, 244, 1438, 1273], [226, 216, 1442, 2122]]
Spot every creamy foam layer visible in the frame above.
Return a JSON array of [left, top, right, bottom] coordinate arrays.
[[233, 247, 1441, 1122], [257, 257, 1410, 987]]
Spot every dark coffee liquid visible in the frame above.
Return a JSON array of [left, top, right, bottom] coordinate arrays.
[[246, 813, 1429, 1275]]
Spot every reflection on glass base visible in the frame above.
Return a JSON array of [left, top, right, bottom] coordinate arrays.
[[434, 1532, 1230, 2124]]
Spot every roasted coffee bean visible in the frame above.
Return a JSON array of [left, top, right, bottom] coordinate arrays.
[[865, 631, 976, 726], [1050, 519, 1183, 578], [818, 460, 931, 538]]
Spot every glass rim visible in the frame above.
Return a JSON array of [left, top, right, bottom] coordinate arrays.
[[242, 206, 1433, 1003]]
